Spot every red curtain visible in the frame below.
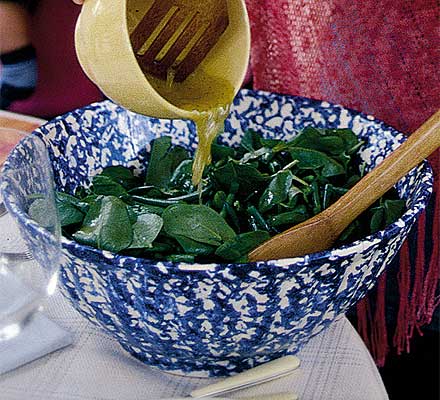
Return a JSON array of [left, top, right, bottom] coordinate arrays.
[[245, 0, 440, 365]]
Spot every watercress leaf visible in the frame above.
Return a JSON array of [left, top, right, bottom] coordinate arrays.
[[128, 203, 165, 216], [267, 205, 309, 228], [286, 185, 304, 207], [163, 204, 235, 246], [100, 166, 142, 190], [72, 197, 104, 248], [259, 171, 293, 213], [383, 199, 406, 226], [240, 129, 263, 153], [28, 198, 58, 229], [165, 254, 195, 263], [145, 136, 189, 188], [169, 159, 194, 192], [213, 191, 227, 211], [288, 127, 344, 155], [338, 219, 362, 243], [247, 206, 270, 231], [56, 192, 85, 227], [214, 161, 270, 192], [211, 142, 236, 161], [91, 175, 127, 197], [326, 129, 359, 153], [289, 147, 345, 177], [215, 230, 270, 261], [74, 186, 90, 199], [260, 137, 284, 149], [174, 235, 215, 256], [73, 196, 132, 252], [129, 213, 163, 249], [370, 206, 385, 233]]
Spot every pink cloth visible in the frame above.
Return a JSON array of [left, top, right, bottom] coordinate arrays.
[[8, 0, 103, 118], [245, 0, 439, 365]]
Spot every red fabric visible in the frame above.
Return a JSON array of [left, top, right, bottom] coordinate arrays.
[[246, 0, 440, 364], [8, 0, 103, 118]]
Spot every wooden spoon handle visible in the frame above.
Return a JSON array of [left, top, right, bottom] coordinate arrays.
[[324, 109, 440, 235]]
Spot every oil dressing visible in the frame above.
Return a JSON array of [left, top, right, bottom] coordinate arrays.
[[147, 69, 235, 187]]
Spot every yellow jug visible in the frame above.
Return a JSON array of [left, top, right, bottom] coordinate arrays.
[[75, 0, 251, 120]]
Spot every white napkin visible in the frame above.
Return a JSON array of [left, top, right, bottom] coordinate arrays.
[[0, 271, 72, 375]]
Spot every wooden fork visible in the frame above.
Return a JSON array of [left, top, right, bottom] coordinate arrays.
[[130, 0, 229, 82]]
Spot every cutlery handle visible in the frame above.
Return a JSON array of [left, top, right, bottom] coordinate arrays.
[[190, 355, 300, 398], [327, 109, 440, 235], [238, 392, 299, 400]]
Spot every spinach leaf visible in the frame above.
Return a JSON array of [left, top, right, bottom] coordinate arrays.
[[268, 205, 309, 228], [214, 161, 270, 192], [100, 166, 142, 190], [163, 204, 235, 246], [128, 203, 165, 216], [211, 142, 236, 161], [91, 175, 127, 197], [215, 231, 271, 261], [259, 171, 293, 213], [28, 198, 59, 229], [169, 159, 194, 192], [175, 235, 215, 256], [383, 199, 406, 226], [56, 192, 85, 227], [73, 196, 132, 252], [289, 147, 345, 177], [145, 136, 189, 188], [240, 129, 263, 153], [129, 213, 163, 249]]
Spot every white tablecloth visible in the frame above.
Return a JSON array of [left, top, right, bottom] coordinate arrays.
[[0, 212, 389, 400]]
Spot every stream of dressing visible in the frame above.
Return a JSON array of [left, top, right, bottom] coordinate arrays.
[[147, 70, 235, 187]]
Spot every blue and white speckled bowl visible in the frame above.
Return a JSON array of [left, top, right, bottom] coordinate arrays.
[[1, 90, 433, 377]]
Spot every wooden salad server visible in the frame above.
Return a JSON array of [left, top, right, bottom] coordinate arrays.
[[249, 110, 440, 262], [130, 0, 229, 82]]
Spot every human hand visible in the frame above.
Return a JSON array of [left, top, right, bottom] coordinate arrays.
[[72, 0, 84, 4]]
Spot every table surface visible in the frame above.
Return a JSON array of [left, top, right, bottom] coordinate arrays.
[[0, 111, 389, 400]]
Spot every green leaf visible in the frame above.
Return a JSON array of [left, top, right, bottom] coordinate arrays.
[[100, 166, 142, 190], [28, 198, 58, 229], [169, 159, 194, 192], [56, 192, 85, 227], [370, 206, 385, 233], [288, 127, 344, 154], [215, 231, 270, 261], [240, 130, 263, 153], [259, 171, 293, 213], [174, 235, 215, 256], [163, 204, 235, 246], [73, 196, 132, 252], [128, 203, 165, 216], [383, 199, 406, 226], [289, 147, 345, 177], [211, 142, 236, 161], [91, 175, 127, 197], [268, 205, 309, 228], [212, 191, 227, 211], [247, 205, 270, 231], [129, 213, 163, 249], [145, 136, 189, 188], [214, 161, 270, 192]]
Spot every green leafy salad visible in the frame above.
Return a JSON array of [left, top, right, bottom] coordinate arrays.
[[45, 127, 406, 263]]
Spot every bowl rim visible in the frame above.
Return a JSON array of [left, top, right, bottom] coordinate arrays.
[[1, 89, 434, 272]]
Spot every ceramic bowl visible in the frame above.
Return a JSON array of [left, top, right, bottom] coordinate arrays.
[[1, 90, 433, 377]]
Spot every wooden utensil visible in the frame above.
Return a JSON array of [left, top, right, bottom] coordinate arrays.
[[249, 110, 440, 262], [130, 0, 229, 82]]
